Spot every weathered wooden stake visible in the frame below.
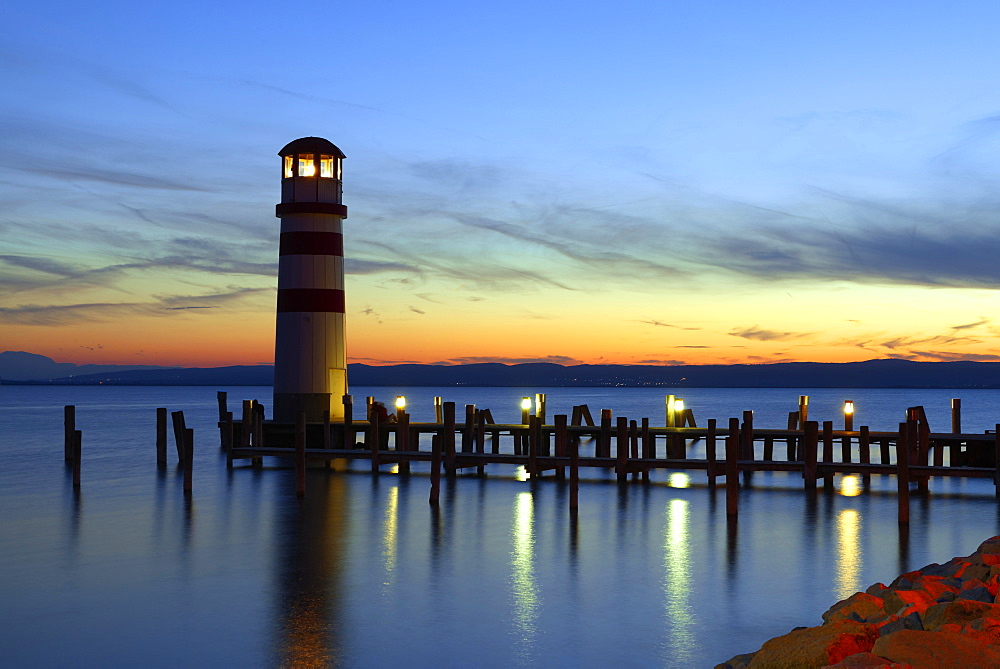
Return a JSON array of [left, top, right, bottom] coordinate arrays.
[[443, 402, 456, 476], [822, 421, 834, 488], [183, 428, 193, 494], [786, 411, 799, 461], [343, 395, 354, 448], [171, 410, 187, 463], [725, 417, 739, 515], [554, 415, 568, 481], [429, 435, 442, 505], [994, 424, 1000, 499], [226, 412, 234, 468], [741, 410, 754, 484], [295, 412, 306, 497], [616, 416, 628, 484], [641, 417, 651, 483], [798, 395, 809, 424], [706, 419, 717, 485], [64, 405, 76, 461], [527, 415, 538, 479], [217, 391, 227, 448], [433, 396, 443, 424], [370, 411, 380, 474], [599, 409, 612, 458], [803, 421, 818, 490], [72, 430, 82, 488], [898, 422, 911, 523], [952, 398, 962, 434], [156, 408, 168, 464], [398, 410, 411, 475], [462, 404, 475, 453], [569, 432, 579, 510], [859, 426, 871, 465]]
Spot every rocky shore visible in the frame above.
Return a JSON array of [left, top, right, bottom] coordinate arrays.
[[717, 536, 1000, 668]]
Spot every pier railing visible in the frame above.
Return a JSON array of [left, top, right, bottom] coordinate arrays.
[[214, 394, 1000, 521]]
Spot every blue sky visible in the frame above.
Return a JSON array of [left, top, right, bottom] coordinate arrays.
[[4, 1, 1000, 366]]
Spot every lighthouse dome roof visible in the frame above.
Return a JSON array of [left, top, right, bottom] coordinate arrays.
[[278, 137, 346, 158]]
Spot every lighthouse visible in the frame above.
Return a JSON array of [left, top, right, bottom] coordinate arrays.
[[273, 137, 348, 423]]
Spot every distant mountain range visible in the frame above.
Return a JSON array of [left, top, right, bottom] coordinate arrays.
[[4, 351, 1000, 388]]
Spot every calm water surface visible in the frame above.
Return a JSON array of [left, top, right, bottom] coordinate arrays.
[[3, 385, 1000, 667]]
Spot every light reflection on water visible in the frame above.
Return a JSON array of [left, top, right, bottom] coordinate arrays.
[[663, 498, 695, 663], [6, 386, 1000, 667], [510, 492, 538, 662]]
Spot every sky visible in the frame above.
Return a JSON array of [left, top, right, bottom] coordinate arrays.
[[4, 1, 1000, 367]]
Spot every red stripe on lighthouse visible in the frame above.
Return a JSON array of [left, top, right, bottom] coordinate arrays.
[[279, 231, 344, 256], [277, 288, 345, 313]]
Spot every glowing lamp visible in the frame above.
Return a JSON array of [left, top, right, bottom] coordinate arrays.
[[395, 396, 406, 410], [674, 399, 685, 413], [521, 397, 532, 411], [844, 400, 854, 415]]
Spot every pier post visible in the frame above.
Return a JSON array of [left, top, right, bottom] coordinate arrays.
[[64, 405, 76, 462], [616, 417, 628, 484], [462, 404, 475, 453], [226, 412, 234, 468], [443, 402, 456, 477], [629, 420, 639, 482], [171, 411, 187, 463], [398, 410, 411, 475], [741, 410, 754, 485], [803, 421, 818, 490], [798, 395, 809, 425], [156, 408, 168, 464], [952, 399, 962, 434], [641, 417, 651, 483], [898, 422, 912, 523], [370, 411, 380, 474], [822, 421, 834, 490], [786, 411, 799, 461], [434, 397, 443, 423], [72, 430, 82, 488], [555, 414, 568, 481], [569, 429, 579, 511], [343, 395, 354, 448], [527, 415, 539, 479], [429, 435, 442, 505], [994, 425, 1000, 499], [217, 392, 227, 448], [599, 409, 612, 458], [725, 417, 739, 515], [706, 419, 717, 485], [183, 428, 193, 494], [295, 412, 306, 497]]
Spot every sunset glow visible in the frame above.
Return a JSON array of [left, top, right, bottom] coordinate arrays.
[[4, 2, 1000, 368]]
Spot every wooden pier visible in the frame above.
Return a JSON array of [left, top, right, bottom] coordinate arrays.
[[213, 393, 1000, 522]]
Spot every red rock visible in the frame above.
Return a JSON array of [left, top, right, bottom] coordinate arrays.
[[910, 575, 958, 601], [882, 588, 935, 616], [873, 629, 1000, 667], [976, 536, 1000, 554], [980, 553, 1000, 567], [823, 651, 910, 667], [748, 620, 878, 668], [823, 593, 887, 624], [921, 599, 998, 630]]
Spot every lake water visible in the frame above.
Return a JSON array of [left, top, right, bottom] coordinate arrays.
[[3, 385, 1000, 667]]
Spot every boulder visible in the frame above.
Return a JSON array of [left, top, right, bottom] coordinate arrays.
[[714, 652, 755, 669], [823, 593, 887, 624], [748, 620, 878, 668], [921, 599, 997, 630], [882, 588, 935, 616], [976, 536, 1000, 555], [956, 586, 993, 603], [873, 629, 1000, 667], [823, 651, 907, 667]]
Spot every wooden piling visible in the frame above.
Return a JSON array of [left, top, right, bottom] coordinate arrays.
[[64, 405, 76, 462], [569, 430, 579, 511], [527, 415, 539, 479], [803, 421, 818, 490], [171, 411, 187, 463], [241, 401, 253, 448], [629, 420, 639, 482], [555, 415, 568, 481], [859, 426, 870, 465], [898, 422, 912, 523], [433, 396, 443, 424], [725, 418, 739, 515], [822, 421, 834, 487], [994, 424, 1000, 499], [343, 395, 354, 447], [599, 409, 612, 458], [706, 419, 717, 485], [225, 412, 234, 468], [183, 428, 193, 494], [641, 417, 651, 483], [370, 411, 380, 474], [952, 398, 962, 434], [798, 395, 809, 424], [443, 402, 456, 476], [462, 404, 475, 453], [786, 411, 799, 461], [398, 410, 411, 475], [535, 393, 547, 425], [741, 410, 754, 484], [616, 416, 628, 484], [72, 430, 82, 488], [429, 435, 442, 505], [217, 391, 227, 448], [295, 412, 306, 497], [156, 408, 168, 464]]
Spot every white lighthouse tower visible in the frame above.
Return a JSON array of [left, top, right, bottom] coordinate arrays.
[[273, 137, 348, 423]]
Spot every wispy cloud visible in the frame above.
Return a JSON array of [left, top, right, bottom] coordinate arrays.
[[446, 355, 583, 365], [729, 326, 812, 342]]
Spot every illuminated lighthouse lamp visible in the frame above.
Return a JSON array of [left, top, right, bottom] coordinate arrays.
[[273, 137, 349, 424]]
